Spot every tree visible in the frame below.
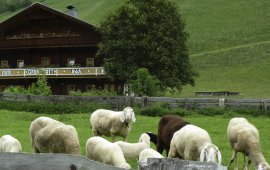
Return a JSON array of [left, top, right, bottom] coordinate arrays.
[[131, 68, 160, 96], [96, 0, 198, 91]]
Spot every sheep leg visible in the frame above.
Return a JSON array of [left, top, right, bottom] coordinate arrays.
[[92, 129, 99, 136], [168, 143, 177, 158], [156, 143, 164, 155], [247, 159, 251, 170], [111, 134, 116, 142], [243, 155, 247, 170], [228, 150, 238, 170]]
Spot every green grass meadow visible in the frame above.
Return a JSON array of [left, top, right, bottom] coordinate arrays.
[[1, 109, 269, 170]]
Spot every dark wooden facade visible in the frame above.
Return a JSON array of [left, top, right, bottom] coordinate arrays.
[[0, 3, 122, 95]]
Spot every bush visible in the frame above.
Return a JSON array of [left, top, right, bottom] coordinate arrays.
[[4, 86, 28, 94], [69, 89, 117, 96], [130, 68, 161, 96], [4, 71, 52, 96]]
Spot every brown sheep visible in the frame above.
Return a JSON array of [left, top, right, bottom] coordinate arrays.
[[147, 115, 190, 156]]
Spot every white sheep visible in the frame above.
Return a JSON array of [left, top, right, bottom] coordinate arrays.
[[86, 136, 131, 169], [168, 124, 222, 164], [139, 148, 164, 162], [90, 107, 136, 142], [29, 116, 80, 155], [0, 135, 22, 152], [227, 117, 270, 170], [115, 133, 151, 159]]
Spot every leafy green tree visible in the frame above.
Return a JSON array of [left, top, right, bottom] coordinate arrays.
[[131, 68, 160, 96], [27, 70, 52, 96], [97, 0, 198, 91]]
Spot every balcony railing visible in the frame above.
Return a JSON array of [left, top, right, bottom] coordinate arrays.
[[0, 67, 107, 78]]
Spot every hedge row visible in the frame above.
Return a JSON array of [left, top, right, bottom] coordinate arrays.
[[0, 100, 269, 117]]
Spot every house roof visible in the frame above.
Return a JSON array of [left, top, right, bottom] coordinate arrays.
[[0, 2, 97, 31]]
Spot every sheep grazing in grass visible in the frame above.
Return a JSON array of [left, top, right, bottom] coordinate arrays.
[[115, 133, 151, 159], [168, 124, 222, 164], [139, 148, 164, 162], [90, 107, 136, 142], [0, 135, 22, 152], [149, 115, 190, 156], [227, 117, 270, 170], [30, 116, 81, 155], [86, 136, 131, 169]]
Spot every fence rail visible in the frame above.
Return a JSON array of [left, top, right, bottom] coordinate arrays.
[[0, 93, 269, 111]]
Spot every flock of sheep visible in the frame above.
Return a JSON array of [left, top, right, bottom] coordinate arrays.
[[0, 106, 270, 170]]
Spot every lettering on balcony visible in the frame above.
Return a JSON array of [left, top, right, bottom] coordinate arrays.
[[71, 69, 81, 74], [2, 70, 11, 76], [25, 69, 39, 75], [0, 67, 106, 78], [46, 69, 57, 74]]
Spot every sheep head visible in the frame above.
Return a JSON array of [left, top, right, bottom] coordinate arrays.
[[138, 133, 150, 146], [120, 107, 136, 125], [200, 143, 222, 164], [258, 162, 270, 170]]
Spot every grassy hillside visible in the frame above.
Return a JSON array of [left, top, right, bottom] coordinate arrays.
[[1, 0, 270, 98]]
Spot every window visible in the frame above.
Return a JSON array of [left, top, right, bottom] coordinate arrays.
[[1, 60, 9, 68], [67, 58, 75, 66], [86, 58, 94, 67], [67, 85, 76, 94], [17, 60, 24, 68], [41, 57, 50, 66]]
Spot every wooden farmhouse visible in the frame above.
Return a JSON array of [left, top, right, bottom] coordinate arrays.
[[0, 3, 122, 95]]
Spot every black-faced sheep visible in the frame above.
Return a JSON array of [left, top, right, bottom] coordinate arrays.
[[90, 107, 136, 142], [168, 124, 222, 164], [29, 116, 80, 155], [227, 117, 270, 170], [114, 133, 150, 159], [149, 115, 190, 156], [0, 135, 22, 152], [86, 136, 131, 169], [139, 148, 164, 162]]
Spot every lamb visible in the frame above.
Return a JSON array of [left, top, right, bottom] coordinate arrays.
[[150, 115, 190, 156], [114, 133, 151, 159], [90, 107, 136, 142], [86, 136, 131, 169], [139, 148, 164, 162], [29, 116, 81, 155], [168, 124, 222, 164], [227, 117, 270, 170], [0, 135, 22, 152]]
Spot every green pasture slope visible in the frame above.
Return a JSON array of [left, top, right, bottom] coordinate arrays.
[[0, 110, 269, 170], [1, 0, 270, 98]]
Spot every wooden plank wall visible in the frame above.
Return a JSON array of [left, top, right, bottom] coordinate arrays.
[[0, 93, 269, 111]]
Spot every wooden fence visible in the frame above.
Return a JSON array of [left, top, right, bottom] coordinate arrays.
[[0, 93, 269, 111]]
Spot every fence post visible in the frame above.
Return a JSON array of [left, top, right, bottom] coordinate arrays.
[[262, 99, 268, 111], [141, 96, 148, 107], [219, 98, 225, 107]]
